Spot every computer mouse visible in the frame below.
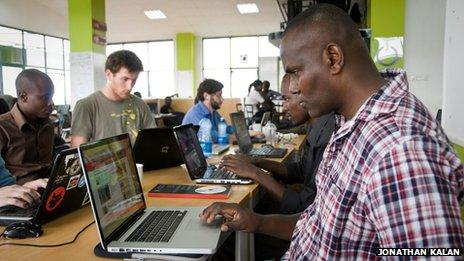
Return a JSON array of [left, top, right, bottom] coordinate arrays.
[[3, 221, 43, 239]]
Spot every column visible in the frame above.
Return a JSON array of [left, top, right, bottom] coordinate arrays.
[[368, 0, 405, 69], [175, 33, 196, 98], [68, 0, 106, 107]]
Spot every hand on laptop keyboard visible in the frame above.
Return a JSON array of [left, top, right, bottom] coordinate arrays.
[[0, 181, 46, 209], [219, 155, 264, 180]]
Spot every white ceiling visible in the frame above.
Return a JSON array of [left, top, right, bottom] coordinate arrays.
[[0, 0, 284, 43]]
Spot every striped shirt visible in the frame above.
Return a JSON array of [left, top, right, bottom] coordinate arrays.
[[284, 69, 464, 260]]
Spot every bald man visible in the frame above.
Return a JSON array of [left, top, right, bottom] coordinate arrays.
[[0, 69, 55, 184], [201, 4, 464, 259]]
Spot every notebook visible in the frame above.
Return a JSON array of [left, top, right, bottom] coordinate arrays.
[[230, 112, 287, 158], [0, 148, 89, 225], [78, 133, 221, 254], [133, 128, 184, 171], [173, 124, 253, 185]]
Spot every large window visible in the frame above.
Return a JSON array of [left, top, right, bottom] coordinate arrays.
[[0, 25, 70, 105], [203, 36, 280, 98], [106, 40, 175, 98]]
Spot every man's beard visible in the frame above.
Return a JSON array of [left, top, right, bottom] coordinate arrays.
[[211, 99, 221, 110]]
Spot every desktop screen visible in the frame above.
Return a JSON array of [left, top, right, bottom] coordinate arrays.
[[80, 135, 144, 239]]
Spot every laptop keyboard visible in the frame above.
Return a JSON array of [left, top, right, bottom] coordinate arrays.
[[209, 166, 237, 179], [0, 205, 36, 217], [250, 145, 287, 157], [126, 210, 186, 243]]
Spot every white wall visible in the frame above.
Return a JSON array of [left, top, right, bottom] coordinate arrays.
[[0, 0, 67, 38], [442, 0, 464, 145], [404, 0, 446, 116]]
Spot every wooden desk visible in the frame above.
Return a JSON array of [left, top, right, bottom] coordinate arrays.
[[0, 136, 305, 261]]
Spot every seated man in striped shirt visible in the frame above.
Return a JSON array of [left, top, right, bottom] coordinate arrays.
[[201, 4, 464, 260]]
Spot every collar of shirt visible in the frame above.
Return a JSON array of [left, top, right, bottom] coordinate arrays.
[[10, 103, 51, 132], [332, 69, 407, 143], [196, 101, 217, 120]]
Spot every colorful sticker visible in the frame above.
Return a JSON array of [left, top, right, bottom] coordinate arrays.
[[67, 175, 80, 190], [46, 186, 66, 212], [81, 192, 90, 206], [78, 174, 86, 188]]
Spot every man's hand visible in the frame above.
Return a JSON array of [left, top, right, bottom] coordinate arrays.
[[219, 155, 264, 180], [221, 154, 258, 165], [23, 178, 48, 191], [200, 202, 261, 233], [0, 185, 42, 208]]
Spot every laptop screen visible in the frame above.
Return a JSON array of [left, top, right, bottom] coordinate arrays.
[[230, 112, 253, 153], [173, 125, 208, 179], [79, 134, 145, 241]]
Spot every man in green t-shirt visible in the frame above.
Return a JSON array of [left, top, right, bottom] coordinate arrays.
[[71, 50, 156, 147]]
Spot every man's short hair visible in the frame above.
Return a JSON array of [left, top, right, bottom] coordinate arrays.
[[15, 68, 53, 96], [195, 79, 223, 104], [105, 50, 143, 74]]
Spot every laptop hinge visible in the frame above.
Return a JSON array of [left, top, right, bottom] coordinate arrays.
[[109, 209, 146, 241]]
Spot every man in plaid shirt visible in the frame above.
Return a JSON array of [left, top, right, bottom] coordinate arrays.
[[201, 4, 464, 259]]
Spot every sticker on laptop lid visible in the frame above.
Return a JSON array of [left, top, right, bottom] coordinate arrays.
[[67, 175, 80, 190]]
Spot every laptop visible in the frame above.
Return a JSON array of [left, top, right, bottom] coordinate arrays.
[[78, 133, 221, 254], [173, 124, 253, 185], [260, 111, 271, 127], [133, 128, 184, 171], [0, 148, 89, 225], [191, 125, 229, 155], [212, 144, 229, 155], [230, 112, 287, 158]]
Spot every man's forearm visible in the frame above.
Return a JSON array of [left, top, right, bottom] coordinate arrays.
[[255, 213, 300, 240], [254, 170, 286, 201], [255, 158, 288, 179]]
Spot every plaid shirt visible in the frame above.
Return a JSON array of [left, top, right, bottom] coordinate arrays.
[[284, 70, 464, 260]]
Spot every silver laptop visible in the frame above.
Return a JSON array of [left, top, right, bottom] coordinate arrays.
[[78, 133, 221, 254], [173, 124, 253, 185], [212, 144, 229, 155]]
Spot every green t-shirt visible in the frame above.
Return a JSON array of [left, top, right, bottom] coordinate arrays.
[[71, 91, 156, 143]]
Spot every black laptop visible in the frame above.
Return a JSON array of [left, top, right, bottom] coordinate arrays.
[[133, 128, 184, 171], [230, 112, 287, 158], [173, 124, 252, 185], [0, 148, 89, 225]]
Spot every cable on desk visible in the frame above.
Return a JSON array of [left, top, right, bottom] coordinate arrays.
[[0, 221, 94, 248]]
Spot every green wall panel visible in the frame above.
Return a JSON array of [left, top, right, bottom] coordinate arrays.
[[368, 0, 404, 70], [68, 0, 106, 54]]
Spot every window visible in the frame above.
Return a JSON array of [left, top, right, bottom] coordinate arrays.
[[0, 25, 70, 105], [106, 40, 175, 98], [202, 36, 280, 98]]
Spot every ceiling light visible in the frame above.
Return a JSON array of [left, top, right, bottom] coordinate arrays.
[[237, 3, 259, 14], [144, 10, 167, 20]]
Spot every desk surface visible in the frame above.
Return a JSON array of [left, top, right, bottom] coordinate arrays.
[[0, 136, 305, 260]]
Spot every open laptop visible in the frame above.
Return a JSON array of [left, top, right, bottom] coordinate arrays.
[[133, 128, 183, 171], [0, 148, 88, 225], [78, 133, 221, 254], [173, 124, 253, 185], [230, 112, 287, 158]]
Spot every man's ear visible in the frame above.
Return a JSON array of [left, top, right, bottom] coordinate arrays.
[[105, 69, 113, 81], [203, 92, 210, 101], [19, 91, 28, 103], [324, 43, 344, 75]]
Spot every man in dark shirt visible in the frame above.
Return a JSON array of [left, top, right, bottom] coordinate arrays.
[[221, 74, 334, 214], [0, 69, 55, 184]]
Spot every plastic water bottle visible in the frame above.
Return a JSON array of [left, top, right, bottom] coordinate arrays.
[[263, 121, 277, 145], [198, 118, 213, 156], [217, 117, 229, 145]]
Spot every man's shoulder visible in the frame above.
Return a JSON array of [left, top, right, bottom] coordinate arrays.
[[75, 92, 102, 106]]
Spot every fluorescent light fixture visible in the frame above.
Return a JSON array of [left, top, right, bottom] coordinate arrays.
[[237, 3, 259, 14], [144, 10, 167, 20]]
